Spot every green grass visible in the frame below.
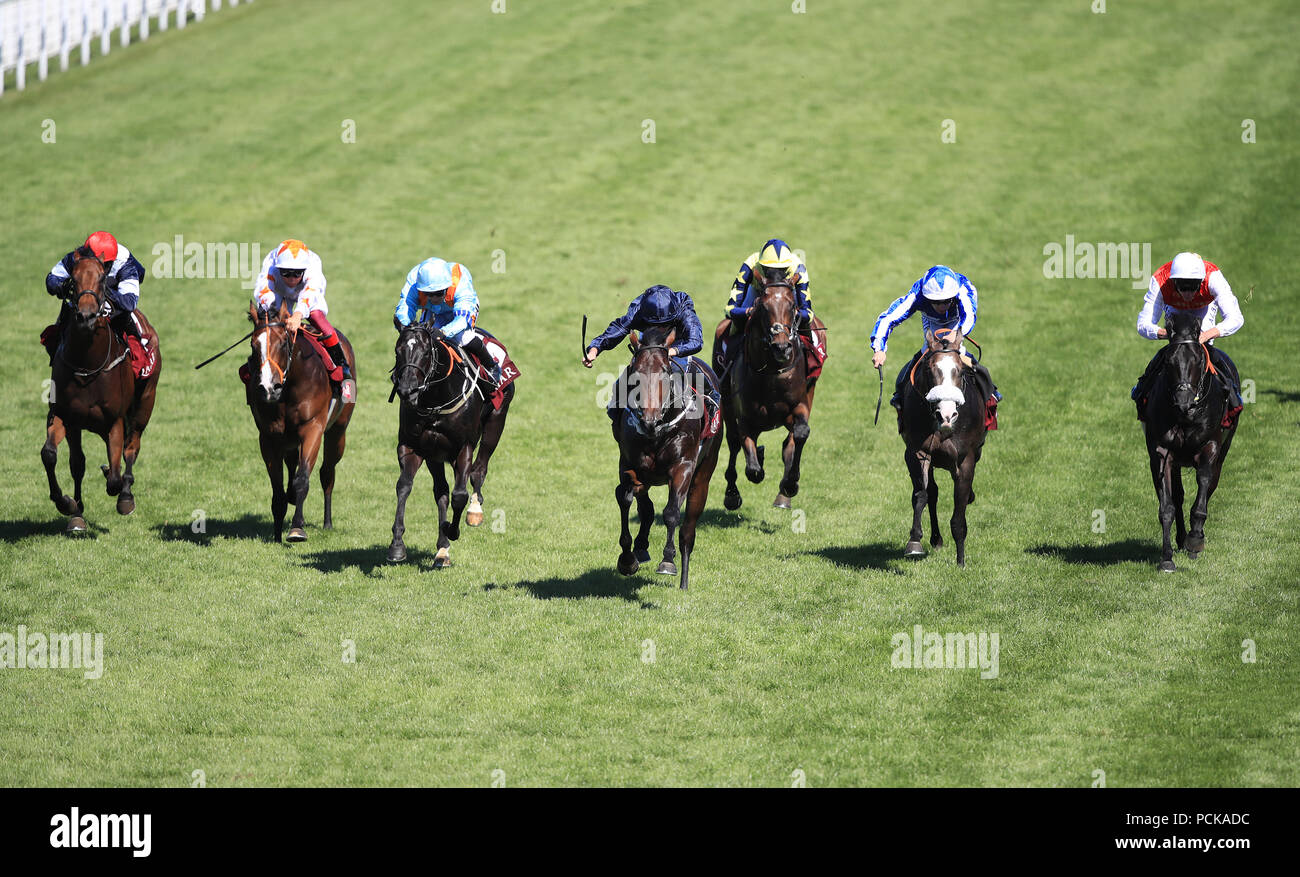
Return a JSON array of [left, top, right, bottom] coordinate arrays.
[[1, 0, 1297, 786]]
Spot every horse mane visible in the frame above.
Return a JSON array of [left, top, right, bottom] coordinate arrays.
[[1167, 309, 1201, 341]]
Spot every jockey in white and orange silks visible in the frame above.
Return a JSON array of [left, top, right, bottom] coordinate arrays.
[[252, 239, 355, 403]]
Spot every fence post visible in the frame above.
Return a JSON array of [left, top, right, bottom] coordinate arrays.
[[59, 0, 70, 71], [80, 0, 89, 65], [100, 1, 110, 56], [39, 0, 49, 81], [159, 0, 168, 31], [140, 0, 148, 40], [16, 6, 26, 91], [177, 0, 187, 29]]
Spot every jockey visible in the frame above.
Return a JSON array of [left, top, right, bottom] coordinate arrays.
[[717, 238, 814, 368], [870, 265, 1000, 419], [583, 285, 714, 422], [252, 239, 355, 404], [44, 231, 147, 361], [1132, 251, 1243, 419], [394, 257, 500, 384]]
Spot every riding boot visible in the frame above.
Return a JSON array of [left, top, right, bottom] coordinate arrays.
[[326, 343, 356, 403], [463, 335, 501, 385], [1132, 347, 1168, 421]]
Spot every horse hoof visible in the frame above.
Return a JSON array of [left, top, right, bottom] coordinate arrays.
[[634, 548, 651, 563], [657, 561, 677, 576], [116, 497, 135, 516], [66, 516, 87, 534], [286, 528, 308, 543], [617, 554, 640, 576], [387, 544, 407, 563], [745, 468, 765, 484], [930, 537, 944, 549], [1186, 551, 1200, 560], [773, 494, 791, 509], [723, 490, 742, 511], [779, 481, 799, 499], [1158, 560, 1176, 573], [55, 495, 79, 516], [904, 541, 926, 558], [1186, 537, 1206, 554], [466, 496, 484, 527], [433, 549, 452, 569]]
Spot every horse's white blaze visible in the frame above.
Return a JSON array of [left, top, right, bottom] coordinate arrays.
[[924, 353, 964, 427], [258, 331, 273, 391]]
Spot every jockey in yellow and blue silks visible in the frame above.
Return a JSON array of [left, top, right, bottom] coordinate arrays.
[[717, 239, 814, 368], [395, 257, 500, 384], [870, 265, 1000, 415], [583, 285, 713, 422]]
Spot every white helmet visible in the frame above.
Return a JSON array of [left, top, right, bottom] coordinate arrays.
[[1170, 252, 1206, 282], [274, 239, 312, 271], [920, 265, 963, 301]]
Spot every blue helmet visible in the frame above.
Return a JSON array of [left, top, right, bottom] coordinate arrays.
[[637, 285, 681, 324]]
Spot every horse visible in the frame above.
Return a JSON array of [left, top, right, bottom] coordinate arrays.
[[42, 247, 161, 532], [246, 302, 356, 542], [386, 324, 514, 568], [1142, 309, 1238, 572], [611, 324, 722, 590], [712, 274, 824, 511], [898, 328, 987, 566]]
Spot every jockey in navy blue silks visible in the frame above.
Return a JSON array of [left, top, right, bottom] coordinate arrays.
[[583, 285, 712, 423], [44, 232, 148, 362]]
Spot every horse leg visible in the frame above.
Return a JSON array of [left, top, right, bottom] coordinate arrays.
[[742, 434, 765, 484], [119, 367, 156, 517], [775, 409, 810, 508], [1186, 445, 1220, 558], [431, 462, 453, 568], [633, 490, 654, 565], [723, 420, 744, 510], [951, 457, 975, 567], [260, 433, 288, 542], [927, 475, 942, 548], [387, 445, 423, 562], [100, 419, 125, 497], [659, 462, 692, 576], [319, 426, 346, 530], [467, 389, 512, 527], [616, 471, 639, 575], [286, 425, 323, 542], [1150, 449, 1176, 572], [116, 426, 142, 516], [443, 445, 472, 544], [42, 414, 80, 520], [904, 452, 928, 557], [679, 438, 721, 591], [1171, 467, 1187, 550]]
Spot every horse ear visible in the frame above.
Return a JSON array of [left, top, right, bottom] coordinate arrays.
[[924, 330, 935, 350], [627, 330, 641, 354], [247, 303, 257, 323]]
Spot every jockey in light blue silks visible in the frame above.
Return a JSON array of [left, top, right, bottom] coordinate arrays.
[[395, 257, 501, 384], [870, 265, 1000, 428]]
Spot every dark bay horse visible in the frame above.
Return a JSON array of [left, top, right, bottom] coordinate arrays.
[[899, 329, 987, 566], [712, 275, 824, 511], [387, 324, 513, 568], [612, 325, 722, 590], [42, 248, 161, 532], [1142, 310, 1238, 572], [246, 303, 356, 542]]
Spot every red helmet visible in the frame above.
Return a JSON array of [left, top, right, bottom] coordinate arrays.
[[84, 231, 119, 263]]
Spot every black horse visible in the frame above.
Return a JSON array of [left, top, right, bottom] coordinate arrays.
[[898, 329, 988, 566], [1142, 310, 1239, 572], [387, 324, 513, 567], [611, 325, 722, 590]]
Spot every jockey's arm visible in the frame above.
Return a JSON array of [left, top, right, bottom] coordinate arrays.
[[591, 300, 641, 353], [794, 263, 813, 321], [871, 288, 919, 353], [956, 282, 978, 337], [46, 254, 74, 297], [725, 259, 754, 318], [673, 298, 704, 358], [1136, 277, 1166, 340], [439, 267, 479, 342], [395, 269, 422, 328], [726, 286, 756, 320], [1207, 270, 1243, 340], [105, 252, 145, 312], [252, 250, 279, 314]]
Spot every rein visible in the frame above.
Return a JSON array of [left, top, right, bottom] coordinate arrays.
[[393, 328, 474, 416], [1168, 338, 1217, 406], [745, 281, 802, 376], [625, 343, 697, 432], [61, 254, 129, 379]]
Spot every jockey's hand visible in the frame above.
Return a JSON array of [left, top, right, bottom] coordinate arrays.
[[582, 346, 599, 368], [1198, 328, 1221, 344], [98, 299, 113, 317], [286, 312, 303, 333], [667, 347, 678, 358], [1156, 327, 1168, 339], [872, 350, 887, 369]]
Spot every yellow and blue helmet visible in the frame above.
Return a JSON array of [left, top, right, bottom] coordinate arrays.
[[757, 239, 798, 271]]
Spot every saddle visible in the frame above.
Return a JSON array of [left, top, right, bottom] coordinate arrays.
[[465, 329, 520, 412], [41, 311, 156, 380]]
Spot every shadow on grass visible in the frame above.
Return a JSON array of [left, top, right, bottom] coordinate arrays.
[[152, 513, 270, 546], [295, 545, 438, 576], [1026, 540, 1154, 566], [0, 517, 108, 541], [805, 543, 906, 574], [697, 508, 745, 529], [485, 567, 657, 608], [1262, 389, 1300, 404]]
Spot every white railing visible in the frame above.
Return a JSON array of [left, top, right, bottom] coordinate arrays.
[[0, 0, 253, 97]]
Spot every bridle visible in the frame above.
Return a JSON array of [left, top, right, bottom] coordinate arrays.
[[60, 253, 129, 379], [746, 278, 802, 375], [624, 342, 697, 434], [392, 325, 475, 416], [254, 318, 298, 389], [1167, 337, 1217, 407]]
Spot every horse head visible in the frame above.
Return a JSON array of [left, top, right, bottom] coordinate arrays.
[[625, 324, 680, 436], [250, 302, 297, 404], [921, 329, 967, 434], [748, 269, 800, 369], [1163, 309, 1210, 417], [69, 246, 109, 335], [393, 323, 453, 410]]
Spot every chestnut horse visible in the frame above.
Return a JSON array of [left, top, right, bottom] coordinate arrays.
[[898, 329, 988, 566], [387, 324, 514, 568], [612, 325, 722, 590], [42, 247, 161, 532], [246, 303, 356, 542], [1142, 309, 1239, 572], [712, 276, 824, 511]]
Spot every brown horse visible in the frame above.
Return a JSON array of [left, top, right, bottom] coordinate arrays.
[[386, 323, 514, 568], [1142, 309, 1239, 572], [42, 248, 160, 532], [246, 302, 356, 542], [899, 329, 987, 566], [612, 325, 722, 590], [712, 276, 824, 511]]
